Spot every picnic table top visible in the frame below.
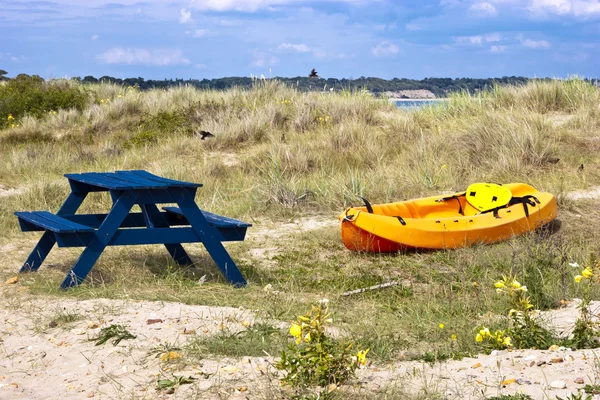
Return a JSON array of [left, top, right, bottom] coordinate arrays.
[[64, 170, 202, 191]]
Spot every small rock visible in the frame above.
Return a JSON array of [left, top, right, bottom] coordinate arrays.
[[86, 321, 99, 329], [516, 378, 532, 385], [5, 276, 19, 285], [524, 355, 537, 361], [70, 328, 87, 335], [536, 361, 547, 366], [550, 380, 567, 389], [147, 319, 164, 325], [49, 321, 58, 328], [471, 362, 482, 369], [182, 328, 196, 335], [490, 350, 499, 356], [165, 388, 175, 394], [529, 361, 535, 367], [548, 345, 560, 351], [558, 346, 567, 351], [197, 381, 212, 391], [574, 377, 585, 384], [550, 357, 564, 363]]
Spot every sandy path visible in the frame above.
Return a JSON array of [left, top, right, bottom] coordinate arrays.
[[1, 289, 599, 399]]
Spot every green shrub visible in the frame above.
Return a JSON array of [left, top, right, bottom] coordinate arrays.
[[276, 301, 368, 388], [0, 75, 88, 126]]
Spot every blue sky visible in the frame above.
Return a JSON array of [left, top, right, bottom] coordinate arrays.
[[1, 0, 598, 79]]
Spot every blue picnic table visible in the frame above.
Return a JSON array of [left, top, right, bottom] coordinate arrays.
[[14, 170, 251, 289]]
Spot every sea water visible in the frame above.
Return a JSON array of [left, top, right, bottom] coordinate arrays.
[[394, 100, 442, 109]]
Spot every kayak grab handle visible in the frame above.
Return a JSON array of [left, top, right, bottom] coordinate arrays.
[[342, 209, 361, 222]]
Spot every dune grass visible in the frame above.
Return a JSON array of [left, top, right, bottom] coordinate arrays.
[[1, 78, 600, 388]]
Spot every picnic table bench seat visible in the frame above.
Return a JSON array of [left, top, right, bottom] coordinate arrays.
[[16, 211, 95, 233]]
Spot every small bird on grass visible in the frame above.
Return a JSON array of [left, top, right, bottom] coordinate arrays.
[[199, 130, 214, 140]]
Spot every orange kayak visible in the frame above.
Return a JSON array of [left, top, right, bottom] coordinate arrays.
[[339, 183, 557, 252]]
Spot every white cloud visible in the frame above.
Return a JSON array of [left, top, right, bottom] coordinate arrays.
[[96, 48, 191, 66], [189, 29, 209, 38], [453, 33, 501, 45], [277, 43, 312, 53], [405, 22, 423, 31], [529, 0, 572, 15], [490, 44, 507, 52], [91, 34, 99, 41], [0, 53, 24, 62], [189, 0, 357, 12], [179, 8, 192, 23], [276, 43, 348, 59], [529, 0, 600, 17], [252, 51, 279, 67], [521, 38, 551, 48], [470, 1, 498, 15], [371, 41, 399, 57]]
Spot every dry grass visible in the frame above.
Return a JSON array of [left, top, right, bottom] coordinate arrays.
[[1, 77, 600, 397]]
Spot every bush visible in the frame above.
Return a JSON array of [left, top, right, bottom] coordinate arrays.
[[276, 301, 368, 388], [0, 75, 88, 126]]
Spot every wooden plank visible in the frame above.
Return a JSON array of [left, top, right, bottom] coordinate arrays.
[[99, 172, 161, 189], [163, 207, 251, 228], [65, 172, 132, 190], [15, 211, 95, 233], [170, 187, 247, 287], [128, 170, 202, 188], [60, 190, 136, 289]]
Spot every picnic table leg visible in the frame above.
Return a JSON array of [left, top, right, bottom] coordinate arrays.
[[60, 191, 135, 289], [20, 192, 88, 273], [140, 204, 193, 266], [171, 188, 247, 287]]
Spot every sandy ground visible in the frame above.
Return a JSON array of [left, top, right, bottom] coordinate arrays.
[[1, 290, 600, 400]]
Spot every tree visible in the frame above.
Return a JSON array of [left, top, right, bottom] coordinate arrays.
[[309, 68, 319, 78], [0, 69, 7, 81]]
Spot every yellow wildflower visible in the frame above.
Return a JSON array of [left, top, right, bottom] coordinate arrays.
[[511, 280, 521, 289], [118, 94, 123, 98], [521, 285, 527, 292], [305, 332, 311, 342], [451, 334, 457, 341], [503, 336, 512, 346], [496, 288, 503, 294], [582, 268, 593, 279], [8, 114, 14, 120], [494, 281, 505, 288], [289, 323, 301, 338], [475, 333, 483, 342], [479, 327, 490, 337], [356, 349, 369, 365], [575, 275, 583, 283], [439, 323, 445, 329], [442, 164, 447, 169]]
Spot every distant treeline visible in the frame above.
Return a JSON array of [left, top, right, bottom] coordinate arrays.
[[73, 75, 532, 97], [0, 69, 588, 97]]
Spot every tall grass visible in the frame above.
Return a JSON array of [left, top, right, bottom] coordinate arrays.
[[0, 77, 599, 227]]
